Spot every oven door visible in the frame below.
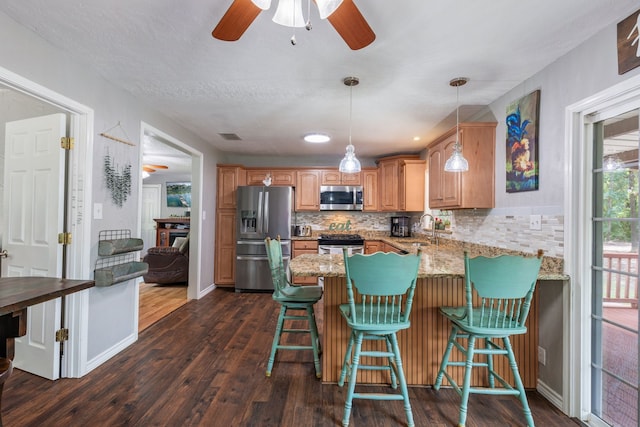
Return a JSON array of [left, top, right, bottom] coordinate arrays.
[[318, 245, 364, 255]]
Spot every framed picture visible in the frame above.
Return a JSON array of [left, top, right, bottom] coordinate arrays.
[[506, 90, 540, 193], [166, 181, 191, 207]]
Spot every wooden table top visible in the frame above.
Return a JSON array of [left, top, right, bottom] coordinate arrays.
[[0, 277, 95, 315]]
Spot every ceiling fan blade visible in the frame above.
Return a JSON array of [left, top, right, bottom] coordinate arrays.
[[144, 164, 169, 170], [212, 0, 262, 41], [143, 167, 156, 173], [326, 0, 375, 50]]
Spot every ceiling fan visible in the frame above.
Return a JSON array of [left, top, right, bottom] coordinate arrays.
[[142, 164, 169, 173], [212, 0, 375, 50]]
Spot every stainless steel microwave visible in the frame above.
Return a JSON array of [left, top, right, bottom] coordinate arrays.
[[319, 185, 363, 211]]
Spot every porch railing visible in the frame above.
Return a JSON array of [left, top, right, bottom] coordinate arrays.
[[603, 252, 638, 307]]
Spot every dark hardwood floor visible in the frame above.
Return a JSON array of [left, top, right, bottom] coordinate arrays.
[[2, 288, 581, 426]]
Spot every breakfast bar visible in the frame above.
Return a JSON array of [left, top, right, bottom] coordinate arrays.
[[289, 240, 566, 387]]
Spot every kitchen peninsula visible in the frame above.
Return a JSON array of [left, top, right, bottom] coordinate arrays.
[[289, 238, 566, 387]]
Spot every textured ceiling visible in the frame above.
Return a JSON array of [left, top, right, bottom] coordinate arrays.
[[1, 0, 639, 160]]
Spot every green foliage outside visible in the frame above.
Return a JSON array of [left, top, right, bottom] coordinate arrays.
[[603, 168, 639, 246]]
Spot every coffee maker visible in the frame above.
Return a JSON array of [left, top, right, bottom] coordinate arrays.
[[390, 216, 411, 237]]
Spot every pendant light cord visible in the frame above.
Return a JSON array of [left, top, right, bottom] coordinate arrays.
[[349, 82, 353, 146], [456, 83, 460, 148]]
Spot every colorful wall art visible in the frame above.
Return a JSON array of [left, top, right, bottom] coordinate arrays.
[[506, 90, 540, 193]]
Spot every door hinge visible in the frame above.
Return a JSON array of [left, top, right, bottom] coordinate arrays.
[[55, 328, 69, 342], [60, 137, 74, 150], [58, 232, 72, 245]]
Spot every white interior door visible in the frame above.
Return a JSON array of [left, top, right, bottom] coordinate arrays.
[[141, 184, 161, 254], [3, 113, 66, 380]]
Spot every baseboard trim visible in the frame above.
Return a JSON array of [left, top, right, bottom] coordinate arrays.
[[537, 379, 564, 412], [84, 333, 137, 375]]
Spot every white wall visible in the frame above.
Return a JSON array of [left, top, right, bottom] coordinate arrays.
[[0, 10, 223, 369], [483, 17, 640, 400]]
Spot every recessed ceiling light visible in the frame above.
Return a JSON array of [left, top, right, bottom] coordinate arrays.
[[413, 136, 421, 141], [304, 133, 330, 143]]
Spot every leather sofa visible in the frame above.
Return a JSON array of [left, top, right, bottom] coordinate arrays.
[[142, 235, 189, 285]]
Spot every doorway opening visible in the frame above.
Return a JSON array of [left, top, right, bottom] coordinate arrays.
[[0, 66, 93, 378], [138, 123, 203, 331], [567, 74, 640, 425]]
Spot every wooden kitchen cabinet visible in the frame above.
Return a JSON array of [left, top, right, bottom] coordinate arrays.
[[320, 169, 362, 186], [428, 122, 496, 209], [292, 240, 319, 285], [214, 210, 236, 286], [382, 242, 405, 253], [295, 170, 321, 211], [364, 240, 383, 254], [216, 165, 244, 210], [377, 155, 425, 212], [245, 168, 296, 186], [362, 168, 378, 211], [215, 165, 245, 287]]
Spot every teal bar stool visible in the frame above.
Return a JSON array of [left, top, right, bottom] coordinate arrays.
[[434, 250, 544, 427], [338, 248, 422, 427], [264, 236, 323, 378]]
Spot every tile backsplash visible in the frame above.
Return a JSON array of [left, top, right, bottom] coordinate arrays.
[[294, 210, 564, 258]]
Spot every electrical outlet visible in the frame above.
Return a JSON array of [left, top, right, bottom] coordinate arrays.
[[529, 214, 542, 230], [538, 346, 546, 365]]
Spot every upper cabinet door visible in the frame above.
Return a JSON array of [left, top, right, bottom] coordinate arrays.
[[427, 122, 496, 209], [217, 166, 242, 209], [320, 169, 362, 186], [295, 170, 321, 211]]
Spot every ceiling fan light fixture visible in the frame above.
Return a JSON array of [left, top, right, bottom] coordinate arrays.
[[251, 0, 272, 10], [272, 0, 306, 27], [444, 77, 470, 173], [316, 0, 343, 19], [304, 133, 330, 143]]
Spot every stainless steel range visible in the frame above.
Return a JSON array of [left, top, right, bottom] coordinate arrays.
[[317, 234, 364, 287], [317, 233, 364, 255]]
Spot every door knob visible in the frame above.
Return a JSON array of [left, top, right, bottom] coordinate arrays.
[[0, 250, 7, 259]]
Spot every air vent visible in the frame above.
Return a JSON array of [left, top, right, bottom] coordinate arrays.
[[219, 133, 242, 141]]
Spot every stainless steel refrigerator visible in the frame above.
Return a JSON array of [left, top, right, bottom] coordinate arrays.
[[235, 186, 293, 292]]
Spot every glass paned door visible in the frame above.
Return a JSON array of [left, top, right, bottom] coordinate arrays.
[[592, 109, 639, 426]]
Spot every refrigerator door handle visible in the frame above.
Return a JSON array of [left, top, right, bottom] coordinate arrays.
[[257, 190, 264, 234], [263, 191, 270, 234]]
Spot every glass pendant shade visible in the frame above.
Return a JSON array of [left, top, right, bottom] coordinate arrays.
[[272, 0, 305, 27], [316, 0, 343, 19], [444, 143, 469, 172], [603, 155, 621, 171], [251, 0, 272, 10], [339, 144, 361, 173]]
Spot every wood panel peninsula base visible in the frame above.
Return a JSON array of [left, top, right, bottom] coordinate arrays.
[[289, 248, 564, 388]]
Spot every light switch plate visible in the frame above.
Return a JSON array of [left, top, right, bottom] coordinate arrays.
[[93, 203, 103, 220], [529, 214, 541, 230]]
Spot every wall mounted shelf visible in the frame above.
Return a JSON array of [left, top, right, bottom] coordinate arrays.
[[95, 229, 148, 287]]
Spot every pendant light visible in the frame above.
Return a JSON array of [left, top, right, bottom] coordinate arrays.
[[339, 76, 362, 174], [444, 77, 469, 172]]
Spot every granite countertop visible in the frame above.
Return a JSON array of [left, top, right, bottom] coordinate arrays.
[[289, 232, 567, 281]]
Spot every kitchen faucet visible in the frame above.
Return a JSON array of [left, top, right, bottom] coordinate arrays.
[[419, 213, 438, 244]]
